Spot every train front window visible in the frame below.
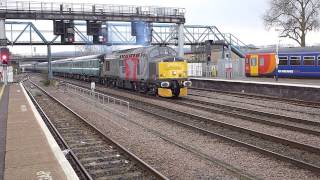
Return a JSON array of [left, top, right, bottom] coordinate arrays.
[[303, 56, 315, 66], [250, 58, 257, 66], [290, 56, 301, 65], [279, 56, 288, 65]]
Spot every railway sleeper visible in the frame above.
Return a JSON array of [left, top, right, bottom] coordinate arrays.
[[68, 141, 106, 149], [95, 171, 143, 180], [71, 145, 108, 152], [86, 162, 133, 175], [83, 159, 124, 169], [80, 155, 124, 164], [76, 150, 118, 159]]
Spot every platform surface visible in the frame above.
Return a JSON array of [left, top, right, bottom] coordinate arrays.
[[4, 84, 75, 180], [0, 84, 8, 180], [190, 77, 320, 88]]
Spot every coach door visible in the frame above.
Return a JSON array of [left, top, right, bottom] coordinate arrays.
[[250, 55, 259, 76]]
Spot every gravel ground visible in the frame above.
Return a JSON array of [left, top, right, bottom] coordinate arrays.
[[30, 75, 320, 180], [57, 77, 320, 149], [179, 95, 320, 148], [189, 90, 320, 121], [30, 77, 240, 180], [177, 97, 320, 147]]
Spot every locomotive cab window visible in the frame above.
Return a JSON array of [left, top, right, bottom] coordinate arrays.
[[303, 56, 315, 66], [279, 56, 288, 65], [290, 56, 301, 65]]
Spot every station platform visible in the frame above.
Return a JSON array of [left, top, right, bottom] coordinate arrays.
[[0, 83, 78, 180], [190, 77, 320, 102], [190, 77, 320, 88]]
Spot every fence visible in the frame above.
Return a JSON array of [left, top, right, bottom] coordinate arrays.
[[0, 1, 185, 17], [64, 83, 129, 117], [188, 59, 245, 79]]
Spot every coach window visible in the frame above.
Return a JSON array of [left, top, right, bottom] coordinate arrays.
[[290, 56, 301, 65], [259, 57, 265, 66], [279, 56, 288, 65], [318, 56, 320, 66], [303, 56, 315, 66]]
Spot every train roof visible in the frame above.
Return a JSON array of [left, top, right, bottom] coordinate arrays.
[[56, 54, 104, 63], [247, 47, 320, 54], [33, 46, 178, 66], [113, 45, 177, 57]]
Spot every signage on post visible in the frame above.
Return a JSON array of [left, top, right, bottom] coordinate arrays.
[[91, 82, 95, 92]]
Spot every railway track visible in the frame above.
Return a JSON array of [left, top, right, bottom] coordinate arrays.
[[29, 76, 261, 179], [189, 89, 320, 118], [172, 96, 320, 136], [190, 87, 320, 109], [52, 77, 320, 175], [23, 79, 167, 180]]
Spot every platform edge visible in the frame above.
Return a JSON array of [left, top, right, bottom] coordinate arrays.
[[20, 83, 79, 180]]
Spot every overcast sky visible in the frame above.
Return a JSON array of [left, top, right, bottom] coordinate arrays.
[[66, 0, 320, 46], [8, 0, 320, 55]]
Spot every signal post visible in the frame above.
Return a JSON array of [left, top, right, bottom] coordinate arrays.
[[0, 18, 8, 85]]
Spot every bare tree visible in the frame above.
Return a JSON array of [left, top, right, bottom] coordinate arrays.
[[263, 0, 320, 47]]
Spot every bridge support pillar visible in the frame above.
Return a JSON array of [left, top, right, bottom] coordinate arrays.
[[0, 18, 6, 45], [177, 23, 184, 57], [47, 45, 52, 80]]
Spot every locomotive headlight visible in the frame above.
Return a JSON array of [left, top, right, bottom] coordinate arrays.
[[172, 71, 177, 75], [183, 81, 192, 87], [161, 82, 170, 88]]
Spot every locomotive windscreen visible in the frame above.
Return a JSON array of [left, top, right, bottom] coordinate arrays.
[[148, 46, 177, 61]]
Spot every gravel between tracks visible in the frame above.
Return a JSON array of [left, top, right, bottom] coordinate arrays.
[[31, 75, 320, 180], [54, 76, 320, 149], [30, 78, 239, 179]]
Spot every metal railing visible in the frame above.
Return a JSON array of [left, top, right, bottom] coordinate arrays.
[[64, 83, 129, 117], [0, 1, 185, 17]]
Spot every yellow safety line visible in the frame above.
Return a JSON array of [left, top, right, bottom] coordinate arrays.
[[0, 85, 4, 101]]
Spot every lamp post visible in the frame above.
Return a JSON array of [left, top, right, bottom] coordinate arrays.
[[274, 28, 283, 82], [275, 40, 280, 81]]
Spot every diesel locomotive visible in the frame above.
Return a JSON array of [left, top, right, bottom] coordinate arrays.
[[29, 46, 192, 97], [246, 47, 320, 78]]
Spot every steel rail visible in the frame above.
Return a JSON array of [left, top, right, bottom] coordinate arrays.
[[23, 81, 93, 180], [190, 87, 320, 109], [174, 97, 320, 136], [26, 79, 168, 180], [53, 77, 320, 174]]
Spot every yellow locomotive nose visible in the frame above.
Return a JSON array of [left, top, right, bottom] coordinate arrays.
[[158, 62, 188, 79]]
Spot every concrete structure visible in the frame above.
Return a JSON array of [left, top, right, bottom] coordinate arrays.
[[190, 77, 320, 102]]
